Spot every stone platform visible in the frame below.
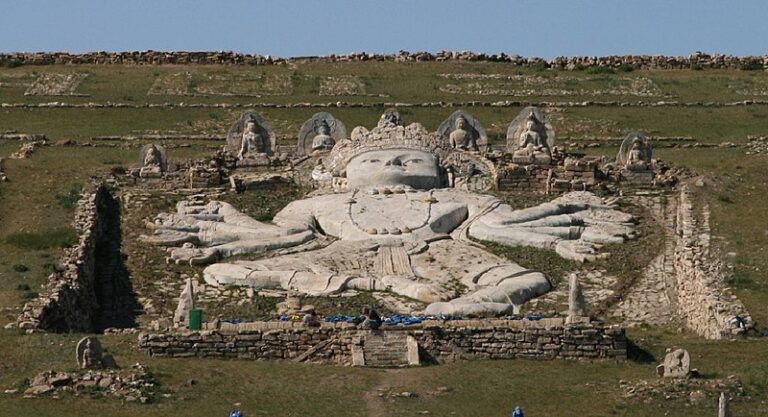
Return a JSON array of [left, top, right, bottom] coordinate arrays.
[[138, 318, 627, 366]]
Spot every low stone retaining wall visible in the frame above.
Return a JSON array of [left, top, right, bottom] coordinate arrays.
[[2, 51, 766, 70], [497, 159, 599, 193], [671, 186, 752, 339], [138, 318, 627, 365]]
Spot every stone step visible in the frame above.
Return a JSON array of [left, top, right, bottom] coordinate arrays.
[[355, 332, 420, 367]]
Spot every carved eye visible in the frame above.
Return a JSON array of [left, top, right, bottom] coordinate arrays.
[[366, 159, 381, 163], [403, 158, 423, 165]]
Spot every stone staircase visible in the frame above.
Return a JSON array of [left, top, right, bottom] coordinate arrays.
[[351, 331, 420, 367]]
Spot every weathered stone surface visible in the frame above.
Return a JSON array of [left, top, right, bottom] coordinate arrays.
[[139, 143, 167, 178], [4, 51, 766, 71], [173, 278, 195, 328], [296, 112, 347, 156], [660, 348, 691, 378], [437, 110, 488, 152], [719, 392, 731, 417], [144, 122, 637, 317], [76, 337, 103, 369], [226, 111, 276, 158], [506, 106, 555, 160], [616, 132, 652, 170], [566, 273, 587, 323], [138, 320, 626, 365]]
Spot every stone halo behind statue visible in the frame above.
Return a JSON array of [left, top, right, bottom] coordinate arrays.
[[506, 106, 555, 151], [437, 110, 488, 153], [226, 111, 276, 157], [296, 112, 347, 156], [616, 131, 653, 170]]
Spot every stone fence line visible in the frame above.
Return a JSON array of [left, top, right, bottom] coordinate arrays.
[[2, 100, 768, 110], [2, 50, 767, 70]]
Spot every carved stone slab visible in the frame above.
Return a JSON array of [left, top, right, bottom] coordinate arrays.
[[76, 336, 103, 369], [505, 106, 555, 153], [139, 143, 167, 172], [616, 131, 652, 167], [296, 112, 347, 156], [226, 111, 276, 156], [437, 110, 488, 152]]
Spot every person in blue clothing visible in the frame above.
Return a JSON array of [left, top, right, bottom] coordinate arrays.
[[229, 410, 243, 417], [512, 406, 524, 417]]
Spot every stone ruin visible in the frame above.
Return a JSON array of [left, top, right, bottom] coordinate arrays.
[[506, 106, 556, 165], [226, 110, 277, 166], [142, 120, 638, 319], [296, 111, 347, 156], [437, 110, 488, 153], [656, 348, 693, 378], [11, 104, 752, 374], [137, 143, 167, 178]]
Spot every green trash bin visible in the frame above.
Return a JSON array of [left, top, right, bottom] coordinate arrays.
[[188, 309, 202, 330]]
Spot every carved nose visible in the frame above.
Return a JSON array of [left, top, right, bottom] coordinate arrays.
[[385, 157, 402, 166]]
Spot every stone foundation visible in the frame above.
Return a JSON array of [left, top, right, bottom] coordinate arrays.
[[138, 318, 627, 365]]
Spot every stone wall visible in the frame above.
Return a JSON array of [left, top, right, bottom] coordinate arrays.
[[138, 318, 627, 365], [496, 158, 598, 193], [671, 186, 752, 339], [17, 183, 134, 332], [2, 51, 767, 70], [3, 100, 768, 110]]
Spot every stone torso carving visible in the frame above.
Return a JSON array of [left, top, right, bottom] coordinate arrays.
[[238, 122, 266, 159], [143, 146, 162, 168], [311, 121, 335, 152], [448, 117, 478, 151], [507, 107, 555, 165]]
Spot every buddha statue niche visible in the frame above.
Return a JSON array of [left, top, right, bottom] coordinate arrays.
[[238, 120, 267, 160], [616, 133, 653, 172], [625, 140, 651, 170], [139, 144, 166, 178], [512, 111, 552, 165], [311, 120, 335, 152], [449, 115, 479, 152]]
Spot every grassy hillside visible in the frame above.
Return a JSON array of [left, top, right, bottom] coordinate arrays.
[[1, 62, 767, 416]]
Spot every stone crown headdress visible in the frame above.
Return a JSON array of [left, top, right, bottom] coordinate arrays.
[[326, 122, 447, 175]]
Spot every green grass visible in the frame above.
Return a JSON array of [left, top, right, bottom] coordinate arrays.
[[2, 63, 768, 416], [5, 228, 78, 250]]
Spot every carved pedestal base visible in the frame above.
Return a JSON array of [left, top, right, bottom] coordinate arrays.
[[511, 153, 552, 166], [139, 167, 163, 178], [236, 154, 271, 169], [620, 169, 654, 184]]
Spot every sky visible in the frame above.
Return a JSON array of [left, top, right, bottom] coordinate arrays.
[[1, 0, 767, 58]]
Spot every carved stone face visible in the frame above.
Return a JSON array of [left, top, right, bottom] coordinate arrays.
[[455, 117, 467, 130], [525, 120, 536, 131], [346, 149, 440, 190], [316, 121, 330, 135], [245, 121, 256, 134]]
